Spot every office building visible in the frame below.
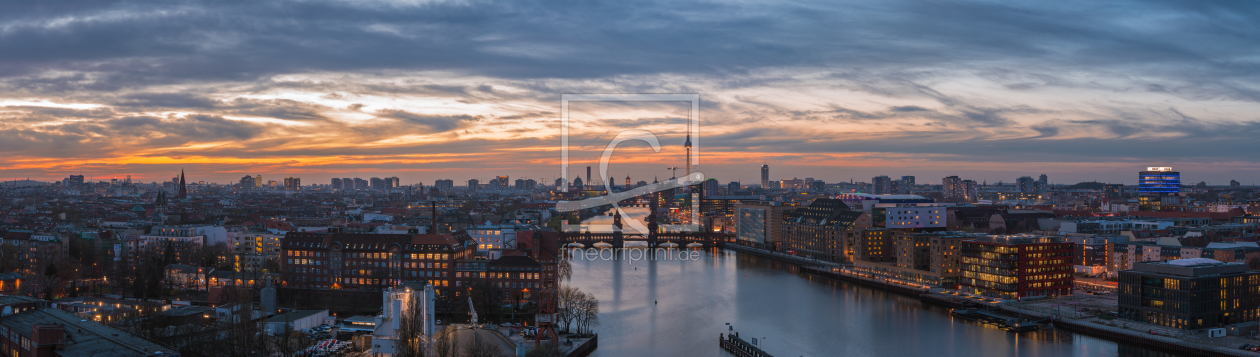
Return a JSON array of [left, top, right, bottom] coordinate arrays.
[[1139, 167, 1180, 195], [736, 201, 797, 250], [959, 236, 1074, 299], [1118, 259, 1260, 330], [1139, 167, 1180, 210], [761, 164, 769, 188]]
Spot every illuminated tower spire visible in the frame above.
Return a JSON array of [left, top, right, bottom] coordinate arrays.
[[684, 133, 692, 178]]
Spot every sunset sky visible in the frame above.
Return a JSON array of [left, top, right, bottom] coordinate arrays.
[[2, 0, 1259, 186]]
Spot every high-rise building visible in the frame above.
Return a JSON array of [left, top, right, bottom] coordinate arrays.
[[434, 179, 454, 192], [899, 176, 916, 194], [1038, 174, 1048, 187], [1231, 180, 1241, 189], [943, 176, 963, 202], [257, 175, 264, 187], [387, 177, 400, 189], [353, 178, 367, 189], [962, 180, 977, 203], [1016, 176, 1036, 193], [242, 175, 258, 189], [1103, 184, 1124, 199], [1139, 167, 1180, 211], [65, 175, 85, 187], [514, 178, 537, 190], [1139, 167, 1180, 195], [468, 179, 480, 191], [702, 178, 719, 197], [728, 181, 742, 193], [283, 177, 300, 191], [586, 167, 592, 189], [370, 177, 384, 190], [871, 176, 892, 195], [331, 178, 342, 190], [496, 176, 509, 189], [760, 164, 770, 188]]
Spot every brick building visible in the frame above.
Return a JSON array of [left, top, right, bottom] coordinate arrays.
[[780, 199, 871, 262], [280, 232, 476, 297]]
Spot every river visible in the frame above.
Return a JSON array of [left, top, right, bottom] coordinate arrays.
[[567, 248, 1175, 357]]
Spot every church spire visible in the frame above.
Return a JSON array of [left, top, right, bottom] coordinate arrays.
[[178, 169, 188, 199]]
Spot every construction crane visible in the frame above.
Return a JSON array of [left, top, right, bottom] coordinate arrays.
[[666, 167, 683, 180]]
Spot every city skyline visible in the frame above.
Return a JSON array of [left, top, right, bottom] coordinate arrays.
[[8, 164, 1259, 188], [1, 1, 1259, 185]]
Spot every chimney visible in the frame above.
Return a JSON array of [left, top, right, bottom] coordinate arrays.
[[430, 201, 437, 234]]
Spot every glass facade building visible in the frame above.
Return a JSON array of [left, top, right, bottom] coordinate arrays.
[[1118, 259, 1260, 330], [1138, 167, 1180, 195]]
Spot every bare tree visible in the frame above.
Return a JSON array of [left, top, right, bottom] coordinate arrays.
[[574, 292, 599, 335], [395, 292, 428, 357], [464, 338, 508, 357], [432, 331, 457, 357], [556, 285, 581, 333]]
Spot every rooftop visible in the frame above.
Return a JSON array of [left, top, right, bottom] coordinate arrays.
[[1131, 259, 1249, 277], [264, 309, 326, 323], [0, 308, 179, 357]]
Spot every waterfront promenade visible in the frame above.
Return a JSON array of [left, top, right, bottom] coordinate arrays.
[[722, 245, 1260, 357]]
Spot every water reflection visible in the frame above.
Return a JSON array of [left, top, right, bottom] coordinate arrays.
[[569, 249, 1179, 357]]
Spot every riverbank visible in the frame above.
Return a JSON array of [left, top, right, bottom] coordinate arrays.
[[722, 246, 1260, 357]]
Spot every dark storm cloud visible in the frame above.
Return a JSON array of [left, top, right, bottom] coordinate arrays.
[[375, 109, 481, 133], [700, 117, 1260, 164], [0, 113, 267, 157], [1, 0, 1259, 183], [0, 0, 1256, 93]]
